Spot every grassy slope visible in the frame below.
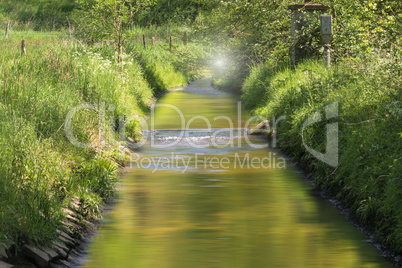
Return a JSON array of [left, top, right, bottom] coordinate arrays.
[[125, 27, 211, 94], [241, 55, 402, 254], [0, 29, 209, 249], [0, 0, 75, 30]]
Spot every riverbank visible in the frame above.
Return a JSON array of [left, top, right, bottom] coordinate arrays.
[[239, 55, 402, 261], [71, 77, 395, 268], [0, 30, 210, 267]]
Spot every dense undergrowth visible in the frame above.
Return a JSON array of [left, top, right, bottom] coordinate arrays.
[[241, 54, 402, 253], [0, 29, 210, 249]]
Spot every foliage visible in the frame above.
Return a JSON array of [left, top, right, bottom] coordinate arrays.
[[1, 0, 401, 257], [0, 33, 149, 247], [0, 0, 76, 30], [74, 0, 155, 62], [131, 45, 187, 93], [134, 0, 219, 25], [192, 0, 401, 91], [241, 54, 402, 253], [207, 0, 402, 256], [0, 114, 63, 246], [123, 28, 211, 93], [0, 28, 209, 248]]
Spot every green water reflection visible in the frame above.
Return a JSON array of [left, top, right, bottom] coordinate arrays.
[[148, 78, 249, 129], [82, 79, 391, 268]]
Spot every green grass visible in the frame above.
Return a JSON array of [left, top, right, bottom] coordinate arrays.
[[124, 31, 211, 94], [0, 0, 75, 30], [241, 54, 402, 254], [0, 29, 210, 250], [134, 45, 188, 93], [0, 32, 145, 246]]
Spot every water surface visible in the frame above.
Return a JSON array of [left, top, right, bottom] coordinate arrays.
[[80, 78, 392, 268]]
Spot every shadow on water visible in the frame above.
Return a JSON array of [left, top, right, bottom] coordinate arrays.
[[77, 78, 393, 268]]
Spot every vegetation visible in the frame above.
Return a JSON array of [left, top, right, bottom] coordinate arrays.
[[223, 0, 402, 255], [196, 0, 401, 91], [156, 0, 400, 255], [134, 0, 218, 25], [74, 0, 155, 62], [242, 56, 401, 253], [0, 25, 210, 252], [0, 0, 401, 260], [132, 42, 210, 93], [0, 0, 76, 30], [0, 32, 146, 246]]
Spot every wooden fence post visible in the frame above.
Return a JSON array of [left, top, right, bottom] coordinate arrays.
[[21, 40, 26, 55], [5, 21, 10, 39], [183, 32, 187, 46], [152, 37, 155, 49], [170, 36, 173, 51], [143, 35, 146, 49]]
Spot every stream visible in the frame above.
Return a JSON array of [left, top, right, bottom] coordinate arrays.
[[78, 78, 392, 268]]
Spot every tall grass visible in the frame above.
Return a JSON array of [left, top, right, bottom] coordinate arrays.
[[0, 0, 74, 30], [133, 45, 187, 93], [0, 32, 151, 247], [241, 54, 402, 253], [124, 29, 211, 93], [0, 26, 211, 249]]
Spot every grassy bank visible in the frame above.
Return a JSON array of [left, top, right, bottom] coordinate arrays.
[[0, 31, 150, 247], [241, 54, 402, 254], [125, 27, 211, 94], [0, 29, 209, 252]]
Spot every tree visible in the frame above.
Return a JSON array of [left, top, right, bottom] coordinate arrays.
[[75, 0, 155, 63]]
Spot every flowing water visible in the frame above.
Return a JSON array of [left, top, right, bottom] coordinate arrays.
[[79, 78, 392, 268]]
